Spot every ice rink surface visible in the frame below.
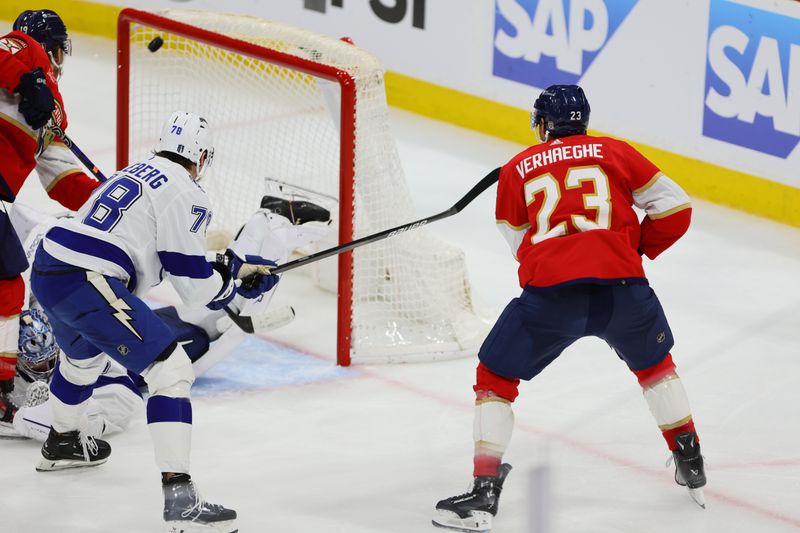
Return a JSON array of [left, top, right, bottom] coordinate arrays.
[[3, 34, 800, 533]]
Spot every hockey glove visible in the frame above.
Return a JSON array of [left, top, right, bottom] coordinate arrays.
[[15, 68, 55, 130], [226, 251, 279, 299], [208, 251, 279, 309]]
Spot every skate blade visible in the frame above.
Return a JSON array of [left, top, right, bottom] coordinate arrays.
[[36, 456, 108, 472], [431, 510, 492, 533], [688, 487, 706, 509], [166, 519, 237, 533]]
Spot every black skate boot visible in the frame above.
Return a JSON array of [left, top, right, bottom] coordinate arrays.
[[671, 432, 706, 508], [0, 380, 21, 439], [36, 427, 111, 471], [163, 474, 238, 533], [433, 463, 512, 533], [260, 195, 330, 225]]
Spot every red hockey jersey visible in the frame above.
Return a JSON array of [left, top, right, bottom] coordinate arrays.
[[0, 31, 97, 209], [496, 134, 691, 288]]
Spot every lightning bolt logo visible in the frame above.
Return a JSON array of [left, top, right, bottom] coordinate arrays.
[[111, 299, 142, 341], [87, 273, 143, 342]]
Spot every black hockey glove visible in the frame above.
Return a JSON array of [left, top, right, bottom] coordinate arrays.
[[15, 68, 55, 129]]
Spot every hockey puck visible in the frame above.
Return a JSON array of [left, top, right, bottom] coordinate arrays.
[[147, 36, 164, 52]]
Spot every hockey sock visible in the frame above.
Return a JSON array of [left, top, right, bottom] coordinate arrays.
[[49, 356, 106, 433], [143, 346, 195, 473], [473, 363, 519, 477], [147, 395, 193, 473], [473, 390, 515, 477], [632, 353, 698, 451]]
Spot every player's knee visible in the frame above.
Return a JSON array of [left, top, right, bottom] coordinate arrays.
[[474, 362, 520, 402], [631, 352, 677, 388], [142, 343, 195, 398], [58, 352, 109, 386]]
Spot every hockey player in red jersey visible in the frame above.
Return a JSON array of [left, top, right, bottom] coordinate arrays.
[[0, 10, 100, 431], [433, 85, 705, 532]]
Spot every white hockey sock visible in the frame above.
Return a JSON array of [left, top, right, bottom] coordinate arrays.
[[147, 404, 192, 473], [473, 393, 514, 476], [642, 372, 693, 432], [49, 354, 107, 433]]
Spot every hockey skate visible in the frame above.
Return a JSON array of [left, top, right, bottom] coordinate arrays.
[[669, 432, 706, 508], [0, 392, 20, 439], [433, 463, 512, 533], [36, 427, 111, 471], [163, 475, 238, 533]]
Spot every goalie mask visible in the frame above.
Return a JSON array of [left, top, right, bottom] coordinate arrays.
[[157, 111, 215, 180], [18, 308, 59, 381]]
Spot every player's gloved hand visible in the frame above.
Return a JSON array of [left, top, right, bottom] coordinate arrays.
[[225, 251, 279, 299], [207, 251, 279, 310], [15, 68, 55, 129]]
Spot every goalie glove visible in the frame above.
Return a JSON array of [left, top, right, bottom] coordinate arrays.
[[207, 250, 279, 310]]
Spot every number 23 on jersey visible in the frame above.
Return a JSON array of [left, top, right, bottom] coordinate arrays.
[[525, 165, 611, 244]]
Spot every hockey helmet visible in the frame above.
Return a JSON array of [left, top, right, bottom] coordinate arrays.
[[13, 10, 71, 78], [531, 84, 590, 143], [157, 111, 215, 180], [18, 308, 59, 381]]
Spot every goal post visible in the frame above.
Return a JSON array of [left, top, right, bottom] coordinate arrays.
[[116, 8, 489, 365]]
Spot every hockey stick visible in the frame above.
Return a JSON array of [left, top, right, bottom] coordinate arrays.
[[49, 124, 109, 182], [238, 167, 500, 278], [224, 304, 295, 334]]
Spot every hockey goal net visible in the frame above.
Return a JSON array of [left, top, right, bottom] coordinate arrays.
[[117, 9, 488, 365]]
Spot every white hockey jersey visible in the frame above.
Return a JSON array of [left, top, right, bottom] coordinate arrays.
[[42, 155, 224, 307]]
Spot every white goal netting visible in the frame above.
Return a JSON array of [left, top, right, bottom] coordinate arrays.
[[122, 10, 488, 363]]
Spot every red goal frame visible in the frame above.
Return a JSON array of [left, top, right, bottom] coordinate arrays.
[[116, 8, 356, 366]]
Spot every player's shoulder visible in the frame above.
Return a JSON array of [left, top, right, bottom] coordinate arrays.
[[0, 31, 50, 69], [584, 134, 636, 153], [117, 156, 201, 195]]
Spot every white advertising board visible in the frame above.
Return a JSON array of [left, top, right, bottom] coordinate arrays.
[[95, 0, 800, 189]]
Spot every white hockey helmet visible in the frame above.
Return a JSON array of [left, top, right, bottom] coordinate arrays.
[[157, 111, 215, 179]]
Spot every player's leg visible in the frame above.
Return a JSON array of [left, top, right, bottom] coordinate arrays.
[[0, 276, 24, 436], [434, 287, 581, 532], [0, 207, 29, 434], [603, 282, 706, 507], [49, 270, 236, 530]]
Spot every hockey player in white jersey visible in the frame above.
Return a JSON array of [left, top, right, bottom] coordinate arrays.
[[29, 111, 281, 533], [5, 189, 332, 443]]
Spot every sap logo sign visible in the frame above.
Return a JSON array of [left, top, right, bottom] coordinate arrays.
[[493, 0, 637, 87], [704, 0, 800, 158]]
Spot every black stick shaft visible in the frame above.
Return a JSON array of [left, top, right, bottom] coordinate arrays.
[[50, 125, 109, 182], [266, 167, 500, 276]]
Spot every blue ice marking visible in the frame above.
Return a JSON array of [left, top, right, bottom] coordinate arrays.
[[193, 335, 354, 396]]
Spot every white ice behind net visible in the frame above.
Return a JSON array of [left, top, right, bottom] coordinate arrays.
[[125, 10, 489, 362]]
